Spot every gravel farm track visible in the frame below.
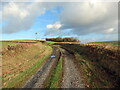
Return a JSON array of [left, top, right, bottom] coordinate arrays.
[[23, 46, 85, 88], [61, 48, 85, 88]]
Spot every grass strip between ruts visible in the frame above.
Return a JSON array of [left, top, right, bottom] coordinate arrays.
[[48, 55, 63, 88]]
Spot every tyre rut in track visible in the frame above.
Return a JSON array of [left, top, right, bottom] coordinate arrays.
[[61, 48, 85, 88]]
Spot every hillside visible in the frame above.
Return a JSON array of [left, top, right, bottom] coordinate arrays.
[[2, 42, 52, 88]]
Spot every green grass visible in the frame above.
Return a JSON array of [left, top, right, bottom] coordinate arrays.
[[46, 41, 56, 43], [0, 42, 21, 47], [13, 40, 37, 42], [48, 55, 63, 88], [90, 41, 120, 45]]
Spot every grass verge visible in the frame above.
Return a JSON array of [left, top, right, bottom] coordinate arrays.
[[46, 41, 56, 44], [47, 52, 63, 88]]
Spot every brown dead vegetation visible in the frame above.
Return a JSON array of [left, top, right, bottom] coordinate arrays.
[[54, 42, 120, 88], [1, 43, 52, 88]]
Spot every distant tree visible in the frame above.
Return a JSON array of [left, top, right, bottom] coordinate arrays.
[[46, 37, 80, 42]]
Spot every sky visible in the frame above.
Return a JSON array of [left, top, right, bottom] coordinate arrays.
[[0, 0, 119, 42]]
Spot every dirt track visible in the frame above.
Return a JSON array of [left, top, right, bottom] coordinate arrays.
[[61, 48, 85, 88], [23, 47, 60, 88], [23, 47, 85, 88]]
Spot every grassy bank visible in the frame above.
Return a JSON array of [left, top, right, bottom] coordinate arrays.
[[47, 51, 63, 88], [74, 53, 112, 88], [2, 43, 52, 88], [89, 41, 120, 45]]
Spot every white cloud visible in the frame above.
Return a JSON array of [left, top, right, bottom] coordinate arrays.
[[45, 22, 62, 35], [44, 2, 118, 37], [105, 28, 114, 33], [46, 25, 53, 29], [46, 22, 62, 29]]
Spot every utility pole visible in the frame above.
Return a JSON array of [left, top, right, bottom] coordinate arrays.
[[35, 32, 37, 40]]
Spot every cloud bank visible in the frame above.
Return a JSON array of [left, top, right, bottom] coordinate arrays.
[[46, 2, 118, 36], [2, 2, 56, 34], [62, 2, 118, 35], [1, 1, 118, 38]]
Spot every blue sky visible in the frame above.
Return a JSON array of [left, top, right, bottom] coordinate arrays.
[[1, 1, 118, 42]]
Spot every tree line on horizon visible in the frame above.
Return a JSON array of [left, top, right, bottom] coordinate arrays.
[[46, 37, 80, 42]]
